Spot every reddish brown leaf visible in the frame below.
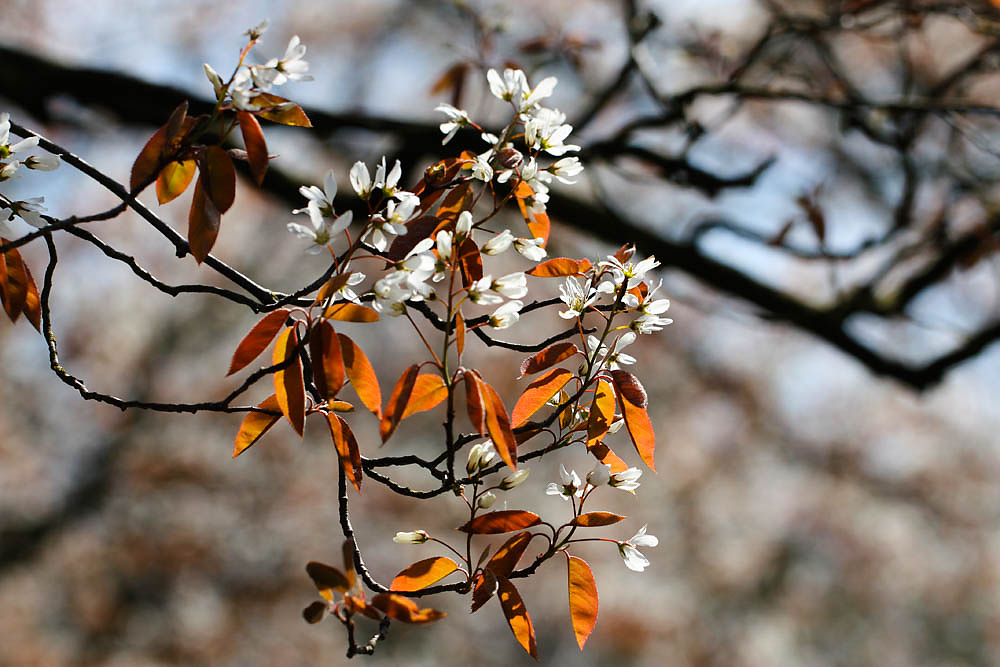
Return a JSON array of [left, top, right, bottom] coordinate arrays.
[[237, 111, 268, 185], [232, 395, 281, 458], [0, 249, 28, 323], [307, 561, 351, 599], [343, 594, 383, 621], [610, 370, 648, 408], [163, 100, 189, 143], [459, 510, 541, 534], [371, 594, 446, 624], [227, 309, 290, 376], [338, 334, 382, 419], [471, 376, 518, 471], [567, 556, 599, 650], [19, 259, 40, 332], [455, 312, 466, 358], [323, 302, 380, 322], [525, 257, 593, 278], [527, 209, 550, 245], [464, 370, 487, 435], [399, 374, 448, 420], [390, 557, 459, 592], [342, 540, 357, 590], [512, 367, 573, 427], [519, 342, 580, 377], [198, 145, 236, 214], [155, 159, 196, 205], [612, 384, 655, 472], [436, 182, 472, 224], [130, 125, 168, 192], [316, 273, 353, 304], [496, 576, 537, 658], [471, 569, 498, 613], [302, 601, 327, 624], [570, 512, 626, 527], [386, 215, 441, 262], [327, 413, 363, 492], [274, 327, 305, 437], [457, 236, 483, 286], [188, 177, 220, 264], [380, 364, 420, 442], [486, 532, 534, 578], [310, 321, 346, 399]]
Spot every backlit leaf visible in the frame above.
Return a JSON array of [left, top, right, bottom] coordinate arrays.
[[613, 383, 656, 471], [371, 594, 446, 624], [237, 111, 268, 185], [130, 125, 168, 192], [610, 370, 648, 408], [198, 145, 236, 214], [570, 512, 626, 527], [526, 209, 550, 244], [475, 376, 518, 470], [586, 380, 615, 447], [343, 594, 382, 621], [380, 364, 420, 443], [567, 556, 599, 650], [436, 182, 472, 224], [399, 374, 448, 420], [227, 309, 289, 376], [0, 249, 27, 322], [306, 561, 351, 599], [519, 342, 580, 377], [496, 576, 537, 658], [457, 236, 483, 286], [310, 321, 345, 399], [390, 557, 459, 592], [323, 303, 379, 322], [338, 334, 382, 419], [525, 257, 593, 278], [459, 510, 541, 534], [274, 327, 305, 436], [327, 413, 363, 492], [511, 367, 573, 427], [455, 312, 465, 357], [156, 159, 196, 205], [188, 177, 220, 264], [233, 395, 282, 458], [342, 540, 357, 590], [471, 569, 497, 613], [586, 441, 629, 474], [464, 369, 487, 435], [256, 95, 312, 127], [19, 258, 40, 331], [486, 531, 534, 578]]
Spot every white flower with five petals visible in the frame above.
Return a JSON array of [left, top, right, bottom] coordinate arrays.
[[619, 524, 658, 572]]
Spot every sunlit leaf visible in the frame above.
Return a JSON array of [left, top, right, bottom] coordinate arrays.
[[306, 561, 351, 600], [0, 249, 27, 322], [570, 512, 626, 527], [525, 257, 593, 278], [130, 125, 168, 192], [471, 569, 497, 613], [19, 258, 40, 332], [486, 532, 534, 578], [464, 369, 487, 435], [227, 309, 290, 376], [342, 540, 357, 590], [323, 303, 380, 322], [399, 374, 448, 420], [233, 395, 282, 458], [436, 182, 472, 224], [338, 334, 382, 418], [526, 209, 550, 245], [155, 159, 196, 205], [612, 377, 656, 471], [310, 321, 346, 399], [390, 557, 459, 592], [610, 370, 648, 408], [198, 145, 236, 214], [519, 342, 580, 377], [514, 181, 550, 245], [327, 413, 363, 492], [187, 177, 220, 264], [380, 364, 420, 442], [586, 380, 615, 447], [586, 441, 629, 474], [567, 556, 599, 650], [253, 92, 313, 127], [371, 594, 446, 624], [511, 367, 573, 427], [496, 575, 537, 658], [316, 273, 353, 305], [237, 111, 268, 185], [457, 236, 483, 286], [386, 216, 441, 262], [455, 312, 466, 358], [274, 327, 305, 436], [476, 376, 518, 471], [343, 594, 382, 621], [459, 510, 541, 534]]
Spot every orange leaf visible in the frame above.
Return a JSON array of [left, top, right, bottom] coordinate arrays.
[[567, 556, 598, 650], [586, 380, 615, 447], [399, 374, 448, 419], [0, 249, 28, 323], [468, 374, 517, 470], [338, 334, 382, 418], [198, 145, 236, 214], [342, 540, 357, 590], [237, 111, 268, 185], [380, 364, 420, 442], [471, 569, 498, 613], [519, 342, 580, 377], [19, 258, 40, 332], [227, 309, 290, 376], [570, 512, 626, 527], [455, 312, 466, 357], [436, 182, 472, 224], [496, 576, 537, 658], [390, 556, 459, 592], [527, 209, 550, 245], [371, 594, 446, 624], [327, 413, 363, 492], [512, 367, 573, 427], [457, 236, 483, 286], [459, 510, 541, 534], [274, 327, 305, 436], [316, 272, 353, 304], [611, 374, 655, 471], [306, 561, 351, 600], [610, 370, 648, 408], [343, 594, 383, 621], [310, 321, 346, 399], [188, 177, 220, 264], [486, 531, 534, 578], [323, 303, 380, 322], [464, 369, 487, 434], [514, 181, 550, 245], [232, 395, 281, 458], [130, 125, 168, 192], [525, 257, 593, 278], [254, 93, 312, 127], [155, 159, 196, 205], [586, 441, 629, 474]]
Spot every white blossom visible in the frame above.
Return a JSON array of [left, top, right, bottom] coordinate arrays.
[[558, 277, 598, 319], [489, 300, 522, 329], [619, 524, 658, 572], [487, 68, 528, 105], [586, 463, 611, 488], [482, 229, 514, 255], [257, 35, 312, 87], [491, 272, 528, 299], [513, 236, 547, 261], [500, 468, 530, 490], [609, 467, 642, 492], [436, 103, 471, 145], [24, 154, 60, 171], [349, 161, 373, 199], [546, 464, 582, 500]]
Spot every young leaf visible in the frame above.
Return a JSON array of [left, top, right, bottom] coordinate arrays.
[[338, 334, 382, 419], [302, 601, 327, 624], [0, 249, 28, 322], [130, 125, 168, 192], [496, 575, 537, 658], [342, 540, 357, 590], [586, 380, 616, 447], [306, 561, 351, 599], [482, 381, 518, 471], [471, 569, 498, 613], [273, 327, 305, 436], [155, 159, 196, 205], [436, 182, 472, 224], [455, 312, 466, 358], [198, 145, 236, 214], [227, 309, 290, 376], [327, 413, 363, 492], [570, 512, 626, 527], [459, 510, 541, 534], [586, 441, 629, 474], [511, 367, 573, 427], [609, 370, 648, 408], [188, 176, 220, 264], [611, 372, 656, 470], [400, 374, 448, 419], [525, 257, 593, 278], [390, 556, 459, 592], [232, 395, 282, 458], [370, 594, 446, 624], [343, 594, 383, 621], [464, 369, 487, 435], [386, 215, 441, 262], [567, 556, 599, 650], [457, 236, 484, 286], [526, 209, 550, 245], [310, 321, 346, 399], [256, 97, 312, 127], [323, 303, 380, 322], [380, 364, 420, 443], [19, 258, 40, 332], [514, 181, 550, 245], [237, 111, 268, 185], [519, 342, 580, 377], [485, 531, 534, 578]]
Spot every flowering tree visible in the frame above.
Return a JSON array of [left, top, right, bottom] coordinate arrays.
[[0, 24, 673, 658]]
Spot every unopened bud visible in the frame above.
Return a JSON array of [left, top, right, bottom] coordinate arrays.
[[498, 146, 523, 169], [393, 530, 429, 544], [586, 463, 611, 488], [24, 154, 59, 171], [500, 468, 529, 490], [477, 492, 497, 509]]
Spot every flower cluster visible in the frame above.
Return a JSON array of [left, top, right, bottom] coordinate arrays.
[[0, 112, 60, 234]]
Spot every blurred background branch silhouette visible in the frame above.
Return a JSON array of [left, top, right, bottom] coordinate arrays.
[[3, 0, 1000, 664]]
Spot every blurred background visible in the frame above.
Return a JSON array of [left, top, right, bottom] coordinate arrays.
[[3, 0, 1000, 665]]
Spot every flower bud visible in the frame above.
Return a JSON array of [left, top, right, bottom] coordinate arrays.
[[587, 463, 611, 488], [393, 530, 429, 544], [477, 492, 497, 509], [24, 154, 60, 171], [498, 146, 523, 169], [500, 468, 529, 490], [455, 210, 473, 239], [466, 440, 496, 475]]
